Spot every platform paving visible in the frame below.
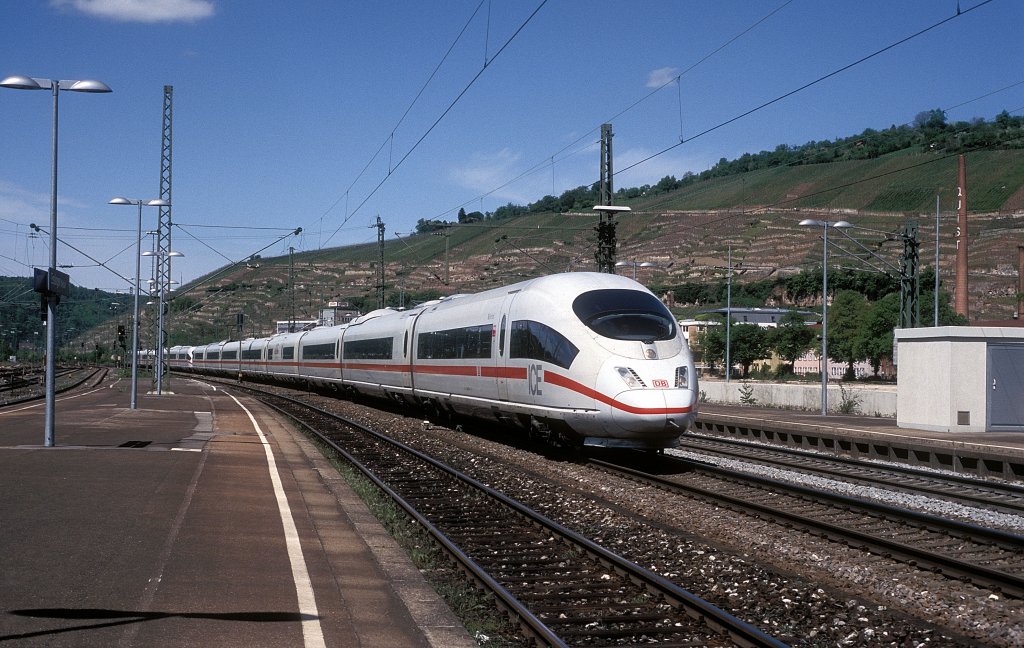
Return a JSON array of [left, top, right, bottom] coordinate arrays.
[[0, 376, 475, 648]]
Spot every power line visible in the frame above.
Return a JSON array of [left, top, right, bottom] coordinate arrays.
[[616, 0, 997, 178], [313, 1, 489, 243], [320, 0, 550, 248], [430, 0, 795, 222]]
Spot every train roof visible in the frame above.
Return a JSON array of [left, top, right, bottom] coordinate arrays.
[[185, 272, 651, 348]]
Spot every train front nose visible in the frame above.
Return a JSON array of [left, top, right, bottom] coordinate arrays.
[[605, 362, 698, 433], [610, 388, 696, 434]]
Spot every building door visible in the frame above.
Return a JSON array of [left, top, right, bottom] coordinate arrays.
[[987, 344, 1024, 431]]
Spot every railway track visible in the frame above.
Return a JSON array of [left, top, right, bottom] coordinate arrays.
[[0, 366, 106, 406], [589, 453, 1024, 600], [676, 434, 1024, 516], [227, 382, 786, 648]]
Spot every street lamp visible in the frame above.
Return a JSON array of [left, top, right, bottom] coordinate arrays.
[[614, 259, 658, 280], [141, 249, 183, 395], [799, 219, 852, 415], [2, 74, 112, 446], [109, 197, 170, 409]]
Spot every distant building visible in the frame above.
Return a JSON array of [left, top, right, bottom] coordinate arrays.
[[793, 349, 878, 380], [698, 307, 818, 328], [319, 307, 360, 327], [676, 318, 719, 344], [275, 320, 317, 334]]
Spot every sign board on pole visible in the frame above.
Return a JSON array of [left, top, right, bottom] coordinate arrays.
[[31, 268, 71, 297], [48, 269, 71, 297], [33, 268, 48, 293]]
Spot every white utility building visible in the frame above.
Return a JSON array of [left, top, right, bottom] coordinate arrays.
[[894, 327, 1024, 433]]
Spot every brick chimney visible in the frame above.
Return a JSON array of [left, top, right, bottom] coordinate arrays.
[[1018, 245, 1024, 319], [954, 155, 969, 319]]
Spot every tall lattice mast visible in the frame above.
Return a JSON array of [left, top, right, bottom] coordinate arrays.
[[595, 124, 618, 273], [154, 85, 173, 392], [375, 215, 386, 309]]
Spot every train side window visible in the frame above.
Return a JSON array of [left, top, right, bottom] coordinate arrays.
[[417, 325, 492, 360], [344, 337, 394, 360], [283, 347, 294, 360], [302, 342, 335, 360], [510, 320, 578, 369]]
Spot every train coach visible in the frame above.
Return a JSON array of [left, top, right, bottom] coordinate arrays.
[[180, 272, 699, 449]]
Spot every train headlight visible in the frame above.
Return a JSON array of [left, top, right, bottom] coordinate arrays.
[[616, 366, 646, 389], [675, 366, 688, 388]]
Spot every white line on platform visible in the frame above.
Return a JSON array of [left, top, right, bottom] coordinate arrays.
[[227, 393, 326, 648]]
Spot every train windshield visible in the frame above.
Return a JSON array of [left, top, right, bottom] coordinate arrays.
[[572, 289, 676, 342]]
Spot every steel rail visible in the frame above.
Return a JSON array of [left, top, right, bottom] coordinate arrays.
[[678, 435, 1024, 515], [0, 367, 106, 407], [589, 457, 1024, 599], [225, 381, 788, 648]]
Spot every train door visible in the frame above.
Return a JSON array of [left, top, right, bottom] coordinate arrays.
[[495, 289, 521, 401], [405, 308, 428, 393]]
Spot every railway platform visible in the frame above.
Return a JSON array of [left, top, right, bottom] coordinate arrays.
[[0, 375, 475, 648], [693, 403, 1024, 481]]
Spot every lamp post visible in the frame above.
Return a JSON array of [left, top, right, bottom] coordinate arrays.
[[109, 302, 122, 367], [799, 219, 852, 415], [109, 197, 170, 409], [141, 249, 183, 395], [614, 259, 657, 280], [725, 247, 732, 383], [2, 74, 112, 446]]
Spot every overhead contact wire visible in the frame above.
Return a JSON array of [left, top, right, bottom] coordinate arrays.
[[322, 0, 549, 247]]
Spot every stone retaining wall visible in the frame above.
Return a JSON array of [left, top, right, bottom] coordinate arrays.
[[698, 379, 897, 417]]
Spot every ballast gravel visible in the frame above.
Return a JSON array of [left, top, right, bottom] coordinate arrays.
[[299, 394, 1024, 647]]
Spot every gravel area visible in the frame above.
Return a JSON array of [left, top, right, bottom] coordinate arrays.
[[294, 391, 1024, 647], [669, 448, 1024, 533]]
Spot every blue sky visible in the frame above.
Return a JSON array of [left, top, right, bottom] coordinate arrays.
[[1, 0, 1021, 292]]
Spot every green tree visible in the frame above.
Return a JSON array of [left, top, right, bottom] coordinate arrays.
[[856, 292, 899, 377], [414, 218, 448, 234], [729, 324, 770, 378], [919, 288, 969, 326], [696, 318, 770, 377], [770, 310, 816, 373], [827, 290, 869, 379], [654, 175, 679, 194], [696, 323, 725, 372]]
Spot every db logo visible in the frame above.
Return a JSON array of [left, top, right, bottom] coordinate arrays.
[[652, 379, 670, 388]]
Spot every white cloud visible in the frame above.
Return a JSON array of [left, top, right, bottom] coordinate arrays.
[[0, 181, 50, 222], [646, 67, 680, 89], [52, 0, 215, 23], [448, 148, 542, 204]]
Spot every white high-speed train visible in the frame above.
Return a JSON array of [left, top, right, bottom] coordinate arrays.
[[171, 272, 699, 449]]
